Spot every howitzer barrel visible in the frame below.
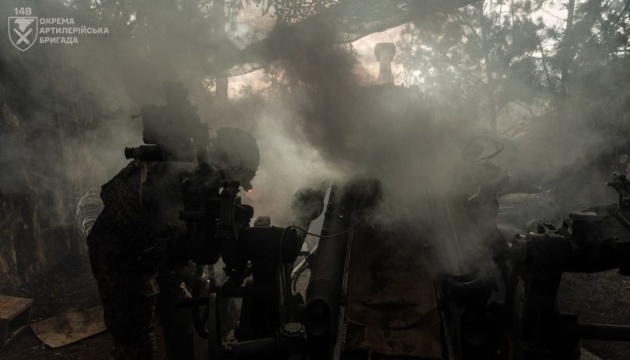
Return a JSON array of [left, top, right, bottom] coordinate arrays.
[[304, 185, 351, 339]]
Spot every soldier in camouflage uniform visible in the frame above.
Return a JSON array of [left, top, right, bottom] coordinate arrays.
[[87, 81, 260, 360], [87, 159, 195, 360]]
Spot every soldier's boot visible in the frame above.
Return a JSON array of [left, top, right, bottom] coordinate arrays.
[[111, 333, 156, 360], [163, 329, 195, 360]]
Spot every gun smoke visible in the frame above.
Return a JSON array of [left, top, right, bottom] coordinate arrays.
[[0, 0, 627, 285]]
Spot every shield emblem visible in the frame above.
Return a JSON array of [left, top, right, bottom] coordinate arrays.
[[8, 17, 38, 51]]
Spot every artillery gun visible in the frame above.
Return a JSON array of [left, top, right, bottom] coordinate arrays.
[[125, 81, 630, 360], [203, 165, 630, 360]]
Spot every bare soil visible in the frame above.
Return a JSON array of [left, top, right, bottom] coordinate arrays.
[[0, 269, 112, 360], [557, 270, 630, 360], [0, 267, 207, 360]]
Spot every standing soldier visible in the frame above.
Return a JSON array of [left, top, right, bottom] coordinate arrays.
[[87, 82, 260, 360], [87, 82, 200, 360]]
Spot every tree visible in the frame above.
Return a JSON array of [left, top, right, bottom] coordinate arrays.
[[397, 1, 549, 136]]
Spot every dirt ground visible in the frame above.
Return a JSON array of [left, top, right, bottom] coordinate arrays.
[[0, 268, 113, 360], [1, 260, 630, 360], [557, 270, 630, 360], [0, 266, 208, 360]]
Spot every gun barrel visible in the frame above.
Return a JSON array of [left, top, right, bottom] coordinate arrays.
[[304, 185, 351, 339]]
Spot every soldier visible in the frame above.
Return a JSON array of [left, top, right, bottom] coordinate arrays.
[[87, 159, 195, 360], [87, 82, 260, 360]]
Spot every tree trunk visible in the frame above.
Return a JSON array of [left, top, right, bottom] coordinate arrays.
[[479, 3, 497, 134], [560, 0, 575, 99], [214, 0, 228, 102]]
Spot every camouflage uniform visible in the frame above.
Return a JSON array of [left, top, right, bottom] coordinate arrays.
[[87, 160, 194, 360]]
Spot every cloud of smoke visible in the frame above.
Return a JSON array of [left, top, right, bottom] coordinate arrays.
[[269, 25, 479, 228], [2, 0, 627, 281], [240, 20, 529, 275]]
